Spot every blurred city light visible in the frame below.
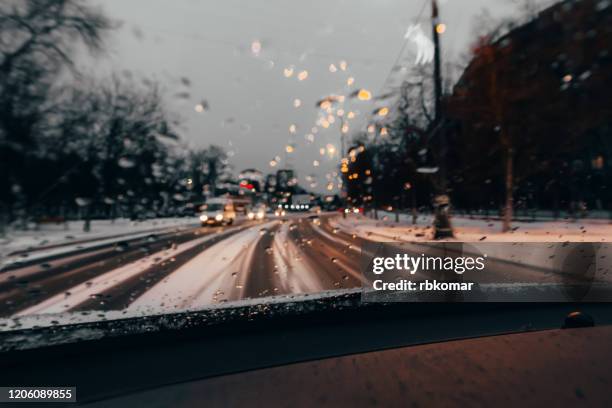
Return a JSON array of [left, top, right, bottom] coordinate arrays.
[[357, 89, 372, 101]]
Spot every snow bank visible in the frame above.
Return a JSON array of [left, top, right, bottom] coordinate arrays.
[[333, 213, 612, 243], [0, 218, 199, 267]]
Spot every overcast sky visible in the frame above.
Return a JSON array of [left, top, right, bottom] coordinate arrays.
[[85, 0, 550, 193]]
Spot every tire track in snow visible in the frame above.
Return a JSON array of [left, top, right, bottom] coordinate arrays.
[[3, 226, 216, 317], [13, 229, 235, 316], [73, 225, 250, 311], [127, 221, 278, 313]]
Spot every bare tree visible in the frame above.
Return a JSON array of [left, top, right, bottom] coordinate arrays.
[[52, 75, 176, 229], [0, 0, 112, 225]]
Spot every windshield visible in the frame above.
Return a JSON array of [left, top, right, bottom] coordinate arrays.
[[1, 0, 611, 338], [203, 204, 225, 212]]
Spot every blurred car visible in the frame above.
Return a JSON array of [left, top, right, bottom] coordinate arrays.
[[247, 204, 266, 221], [199, 198, 236, 226], [274, 206, 286, 217], [340, 207, 363, 214]]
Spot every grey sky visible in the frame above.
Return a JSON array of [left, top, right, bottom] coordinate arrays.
[[86, 0, 549, 193]]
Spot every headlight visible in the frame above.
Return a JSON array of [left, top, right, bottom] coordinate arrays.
[[247, 212, 255, 220], [256, 211, 265, 219], [215, 214, 223, 221], [199, 215, 208, 222], [353, 208, 359, 214]]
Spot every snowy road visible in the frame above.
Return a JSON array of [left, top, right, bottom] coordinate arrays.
[[1, 214, 367, 318], [2, 213, 611, 319]]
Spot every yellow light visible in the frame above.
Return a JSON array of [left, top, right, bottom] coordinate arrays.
[[347, 111, 355, 119], [365, 169, 371, 176], [298, 70, 309, 81], [436, 23, 446, 34], [352, 173, 359, 179], [357, 89, 372, 101], [339, 60, 348, 71], [283, 67, 294, 78], [347, 77, 354, 86], [286, 145, 294, 153], [380, 127, 388, 136], [326, 144, 336, 155], [341, 123, 349, 134], [321, 120, 330, 129], [563, 74, 573, 83], [327, 183, 334, 191], [377, 107, 389, 117], [269, 160, 277, 167], [320, 100, 331, 110]]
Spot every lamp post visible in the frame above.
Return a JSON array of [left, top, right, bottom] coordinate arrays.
[[430, 0, 454, 239]]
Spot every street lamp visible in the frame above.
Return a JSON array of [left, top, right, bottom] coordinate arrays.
[[430, 0, 454, 239]]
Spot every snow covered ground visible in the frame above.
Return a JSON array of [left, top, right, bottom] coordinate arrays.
[[330, 213, 612, 274], [0, 218, 199, 265], [335, 212, 612, 243]]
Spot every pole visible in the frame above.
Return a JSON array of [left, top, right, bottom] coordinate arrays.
[[431, 0, 442, 122], [430, 0, 454, 238], [339, 118, 346, 218], [340, 117, 346, 159]]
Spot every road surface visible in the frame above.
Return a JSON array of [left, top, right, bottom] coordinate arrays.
[[1, 213, 610, 318], [0, 213, 369, 318]]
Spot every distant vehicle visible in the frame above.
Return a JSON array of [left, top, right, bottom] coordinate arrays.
[[247, 204, 266, 221], [199, 198, 236, 226], [274, 206, 286, 217], [289, 194, 312, 212], [341, 207, 363, 214]]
